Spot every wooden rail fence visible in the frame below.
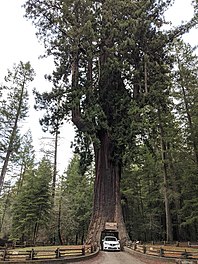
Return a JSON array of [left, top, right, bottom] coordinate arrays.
[[0, 244, 97, 262], [126, 243, 198, 263]]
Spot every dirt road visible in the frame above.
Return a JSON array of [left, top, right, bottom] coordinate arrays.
[[71, 251, 146, 264]]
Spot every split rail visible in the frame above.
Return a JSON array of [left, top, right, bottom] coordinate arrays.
[[0, 244, 97, 262], [126, 242, 198, 263]]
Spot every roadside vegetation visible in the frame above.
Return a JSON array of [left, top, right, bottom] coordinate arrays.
[[0, 0, 198, 247]]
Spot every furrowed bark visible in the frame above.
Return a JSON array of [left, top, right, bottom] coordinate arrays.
[[86, 130, 128, 246]]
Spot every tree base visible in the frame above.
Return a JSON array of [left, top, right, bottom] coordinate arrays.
[[86, 210, 129, 248]]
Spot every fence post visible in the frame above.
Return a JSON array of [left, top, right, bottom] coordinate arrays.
[[3, 249, 7, 261], [91, 244, 94, 253], [143, 245, 146, 254], [182, 249, 188, 259], [30, 249, 35, 260], [82, 245, 85, 255], [94, 242, 97, 252], [159, 247, 164, 257], [55, 248, 61, 258]]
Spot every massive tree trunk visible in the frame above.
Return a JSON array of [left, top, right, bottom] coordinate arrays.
[[71, 71, 130, 245], [71, 41, 129, 246], [86, 131, 128, 246]]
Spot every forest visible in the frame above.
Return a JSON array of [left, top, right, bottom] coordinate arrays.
[[0, 0, 198, 246]]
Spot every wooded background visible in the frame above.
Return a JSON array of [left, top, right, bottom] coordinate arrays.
[[0, 0, 198, 245]]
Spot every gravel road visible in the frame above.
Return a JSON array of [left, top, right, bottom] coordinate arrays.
[[71, 251, 146, 264]]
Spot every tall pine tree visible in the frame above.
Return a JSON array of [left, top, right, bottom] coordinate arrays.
[[0, 62, 35, 193]]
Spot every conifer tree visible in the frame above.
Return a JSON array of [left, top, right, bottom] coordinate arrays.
[[23, 0, 196, 244], [12, 157, 52, 243], [172, 40, 198, 240], [61, 154, 93, 244], [174, 40, 198, 167], [16, 130, 35, 192], [0, 62, 35, 193]]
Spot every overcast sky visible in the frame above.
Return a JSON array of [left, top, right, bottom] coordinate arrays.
[[0, 0, 197, 174], [0, 0, 75, 174]]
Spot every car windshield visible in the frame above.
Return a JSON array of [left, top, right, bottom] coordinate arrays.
[[105, 237, 117, 241]]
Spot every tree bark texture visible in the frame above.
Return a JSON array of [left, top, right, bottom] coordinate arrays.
[[86, 131, 128, 246], [57, 198, 63, 245], [52, 130, 58, 201], [158, 110, 173, 242]]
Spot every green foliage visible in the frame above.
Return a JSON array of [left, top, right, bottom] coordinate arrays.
[[72, 131, 93, 175], [122, 144, 165, 241], [59, 154, 93, 244], [22, 0, 198, 243], [11, 158, 52, 242], [0, 185, 13, 238], [171, 40, 198, 239], [0, 62, 35, 191], [0, 131, 35, 239], [23, 0, 177, 164], [0, 62, 34, 125], [121, 39, 198, 242]]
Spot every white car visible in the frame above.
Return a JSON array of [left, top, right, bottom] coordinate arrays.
[[102, 236, 120, 251]]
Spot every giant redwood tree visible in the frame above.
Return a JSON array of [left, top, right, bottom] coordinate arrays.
[[24, 0, 197, 244]]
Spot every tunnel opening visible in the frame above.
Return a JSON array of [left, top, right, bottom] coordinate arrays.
[[100, 222, 119, 250]]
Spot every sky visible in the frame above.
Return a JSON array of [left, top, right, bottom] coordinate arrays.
[[0, 0, 197, 175], [0, 0, 75, 175]]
